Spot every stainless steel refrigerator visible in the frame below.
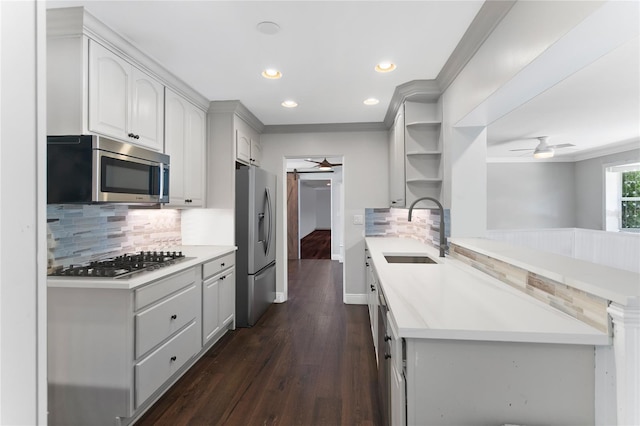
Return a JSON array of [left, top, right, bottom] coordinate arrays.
[[235, 166, 277, 327]]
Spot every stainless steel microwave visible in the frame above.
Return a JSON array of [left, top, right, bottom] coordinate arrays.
[[47, 135, 169, 204]]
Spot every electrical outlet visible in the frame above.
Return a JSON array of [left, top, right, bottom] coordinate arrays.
[[353, 214, 364, 225]]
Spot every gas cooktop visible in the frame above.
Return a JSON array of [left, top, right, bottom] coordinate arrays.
[[49, 251, 189, 279]]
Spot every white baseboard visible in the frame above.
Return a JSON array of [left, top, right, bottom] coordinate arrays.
[[331, 253, 344, 262], [274, 292, 286, 303], [344, 293, 367, 305]]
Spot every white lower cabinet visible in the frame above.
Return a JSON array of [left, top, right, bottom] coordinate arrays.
[[48, 250, 236, 426], [135, 321, 200, 407], [202, 253, 236, 346]]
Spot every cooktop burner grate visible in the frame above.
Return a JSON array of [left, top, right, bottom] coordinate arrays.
[[49, 251, 188, 279]]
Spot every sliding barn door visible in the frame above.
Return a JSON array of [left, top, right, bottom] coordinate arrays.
[[287, 172, 299, 259]]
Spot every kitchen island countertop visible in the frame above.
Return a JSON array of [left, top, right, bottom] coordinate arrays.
[[365, 237, 609, 345], [47, 245, 236, 290]]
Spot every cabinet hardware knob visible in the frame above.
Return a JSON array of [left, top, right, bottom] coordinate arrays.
[[220, 276, 225, 280], [135, 134, 140, 139], [128, 133, 135, 138], [385, 354, 391, 359], [170, 314, 177, 320], [384, 335, 391, 341], [170, 356, 177, 362]]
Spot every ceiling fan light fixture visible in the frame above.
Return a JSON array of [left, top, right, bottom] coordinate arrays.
[[318, 166, 332, 171], [533, 147, 555, 159]]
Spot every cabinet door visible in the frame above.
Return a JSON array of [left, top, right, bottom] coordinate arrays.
[[184, 104, 205, 206], [236, 129, 251, 165], [250, 138, 262, 167], [219, 270, 235, 327], [88, 41, 130, 140], [131, 67, 164, 151], [389, 109, 405, 207], [202, 274, 221, 343], [164, 90, 186, 205]]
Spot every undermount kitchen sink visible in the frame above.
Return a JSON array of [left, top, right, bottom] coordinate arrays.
[[384, 255, 437, 264]]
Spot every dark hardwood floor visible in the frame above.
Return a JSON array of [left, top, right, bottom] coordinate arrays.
[[136, 259, 381, 426], [300, 230, 332, 260]]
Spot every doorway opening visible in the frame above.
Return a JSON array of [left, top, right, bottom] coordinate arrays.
[[285, 157, 344, 262]]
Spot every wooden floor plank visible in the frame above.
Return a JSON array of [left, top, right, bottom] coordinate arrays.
[[136, 259, 381, 425]]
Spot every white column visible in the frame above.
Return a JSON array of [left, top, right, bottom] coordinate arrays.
[[608, 301, 640, 425]]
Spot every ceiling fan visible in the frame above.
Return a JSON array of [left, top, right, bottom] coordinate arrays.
[[304, 158, 342, 170], [509, 136, 575, 159]]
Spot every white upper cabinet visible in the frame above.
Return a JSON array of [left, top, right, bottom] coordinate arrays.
[[164, 88, 205, 207], [389, 108, 406, 207], [88, 41, 164, 151], [390, 100, 443, 207], [235, 128, 262, 167]]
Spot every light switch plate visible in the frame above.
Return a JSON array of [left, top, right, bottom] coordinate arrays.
[[353, 214, 364, 225]]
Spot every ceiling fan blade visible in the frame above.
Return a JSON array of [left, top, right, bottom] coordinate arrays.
[[509, 148, 535, 152], [549, 143, 575, 149]]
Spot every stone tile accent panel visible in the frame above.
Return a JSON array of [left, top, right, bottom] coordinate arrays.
[[450, 242, 610, 333], [47, 204, 181, 272], [365, 207, 450, 251]]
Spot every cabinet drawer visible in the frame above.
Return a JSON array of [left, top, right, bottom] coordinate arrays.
[[135, 320, 199, 408], [135, 268, 196, 310], [203, 252, 235, 279], [135, 284, 198, 358]]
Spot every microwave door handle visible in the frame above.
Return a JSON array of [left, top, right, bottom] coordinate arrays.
[[158, 163, 165, 202]]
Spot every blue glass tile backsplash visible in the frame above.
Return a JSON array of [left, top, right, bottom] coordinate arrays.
[[47, 204, 181, 272], [365, 207, 450, 250]]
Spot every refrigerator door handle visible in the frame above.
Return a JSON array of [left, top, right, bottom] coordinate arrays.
[[265, 187, 272, 255]]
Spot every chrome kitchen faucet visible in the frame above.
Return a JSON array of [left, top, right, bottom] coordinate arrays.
[[407, 197, 447, 258]]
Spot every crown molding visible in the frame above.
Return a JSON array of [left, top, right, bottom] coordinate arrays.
[[47, 7, 210, 111], [383, 80, 441, 128], [436, 0, 516, 93], [382, 1, 514, 129], [263, 122, 387, 134], [208, 100, 265, 133], [571, 139, 640, 162]]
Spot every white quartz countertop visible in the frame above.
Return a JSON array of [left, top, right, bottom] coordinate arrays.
[[365, 237, 609, 345], [47, 245, 236, 290], [450, 237, 640, 306]]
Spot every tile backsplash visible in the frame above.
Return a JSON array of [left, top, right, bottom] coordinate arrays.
[[365, 207, 450, 250], [450, 242, 610, 333], [47, 204, 181, 271]]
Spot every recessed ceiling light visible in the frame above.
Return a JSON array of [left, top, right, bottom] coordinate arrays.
[[281, 100, 298, 108], [262, 68, 282, 79], [363, 98, 379, 106], [257, 21, 280, 35], [375, 62, 396, 73]]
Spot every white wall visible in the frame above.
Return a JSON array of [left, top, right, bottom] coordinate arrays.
[[298, 183, 317, 238], [0, 1, 47, 423], [259, 130, 388, 302], [315, 188, 331, 229], [487, 162, 576, 229], [575, 148, 640, 230], [442, 1, 608, 238]]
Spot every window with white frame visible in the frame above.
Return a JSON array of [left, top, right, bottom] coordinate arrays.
[[605, 162, 640, 232]]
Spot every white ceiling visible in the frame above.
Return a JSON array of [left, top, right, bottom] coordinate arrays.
[[46, 1, 640, 160], [47, 0, 483, 125]]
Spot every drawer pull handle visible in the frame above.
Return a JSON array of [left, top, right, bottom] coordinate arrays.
[[220, 262, 225, 267], [385, 354, 391, 360], [170, 314, 177, 320], [220, 276, 225, 280], [170, 356, 177, 362]]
